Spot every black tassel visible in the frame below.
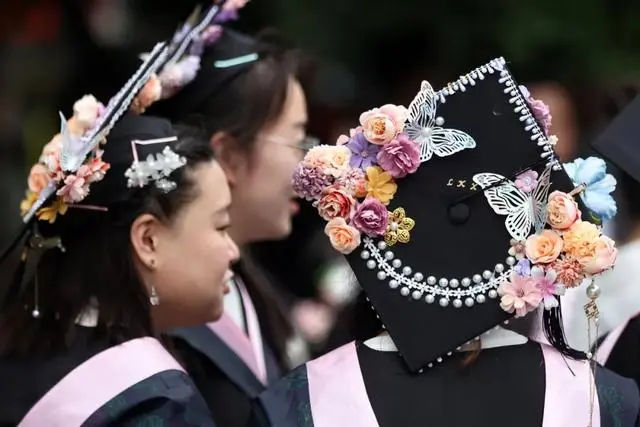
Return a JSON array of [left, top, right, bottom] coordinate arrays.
[[542, 299, 587, 360]]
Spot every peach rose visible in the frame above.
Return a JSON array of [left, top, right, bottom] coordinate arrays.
[[303, 145, 351, 177], [131, 75, 162, 114], [73, 95, 104, 130], [27, 164, 50, 193], [359, 104, 409, 145], [546, 191, 581, 230], [317, 187, 355, 221], [562, 220, 600, 262], [525, 230, 563, 264], [324, 217, 361, 254], [581, 235, 617, 274]]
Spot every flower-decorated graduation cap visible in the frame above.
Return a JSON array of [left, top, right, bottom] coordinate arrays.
[[293, 58, 619, 372]]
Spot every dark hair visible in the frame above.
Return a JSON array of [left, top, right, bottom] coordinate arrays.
[[0, 119, 215, 355], [150, 30, 311, 367]]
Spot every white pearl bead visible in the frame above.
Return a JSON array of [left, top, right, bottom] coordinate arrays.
[[392, 259, 402, 269], [476, 294, 486, 304], [366, 260, 376, 269], [439, 298, 449, 307], [472, 274, 482, 283], [377, 241, 387, 250], [425, 294, 435, 304], [447, 351, 453, 356], [377, 271, 387, 280], [449, 278, 459, 288], [32, 309, 40, 318], [360, 250, 370, 259], [390, 222, 399, 231], [385, 251, 394, 260], [435, 116, 445, 126], [494, 263, 504, 273], [402, 266, 412, 276], [427, 276, 437, 285], [400, 287, 410, 297], [438, 278, 448, 287], [506, 256, 516, 266], [437, 357, 443, 363], [412, 290, 423, 300], [465, 297, 475, 307], [461, 277, 471, 287], [428, 363, 433, 368], [413, 272, 424, 282], [488, 289, 498, 299], [453, 299, 463, 308], [389, 279, 399, 289], [482, 270, 492, 279]]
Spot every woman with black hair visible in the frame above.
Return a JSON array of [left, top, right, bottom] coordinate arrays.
[[252, 59, 640, 427], [0, 63, 239, 424], [145, 12, 312, 427]]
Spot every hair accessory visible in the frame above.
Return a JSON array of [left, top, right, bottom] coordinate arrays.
[[20, 42, 170, 224], [214, 52, 259, 68], [124, 137, 186, 192]]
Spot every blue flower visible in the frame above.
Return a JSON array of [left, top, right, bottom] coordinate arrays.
[[563, 157, 617, 221]]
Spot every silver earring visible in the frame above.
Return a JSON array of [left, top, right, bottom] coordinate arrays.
[[149, 285, 160, 306]]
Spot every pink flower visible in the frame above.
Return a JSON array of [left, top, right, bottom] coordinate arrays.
[[514, 170, 538, 193], [72, 95, 104, 131], [497, 272, 543, 317], [223, 0, 250, 11], [86, 156, 111, 182], [57, 175, 88, 203], [375, 133, 420, 178], [200, 25, 223, 45], [546, 190, 581, 230], [28, 164, 50, 193], [316, 187, 355, 221], [336, 127, 363, 145], [551, 256, 584, 288], [351, 198, 389, 237], [519, 86, 552, 135], [582, 235, 617, 274], [530, 266, 565, 310], [359, 104, 409, 145]]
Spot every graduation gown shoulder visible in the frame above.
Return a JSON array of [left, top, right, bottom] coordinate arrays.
[[598, 314, 640, 389], [0, 327, 214, 426], [254, 341, 640, 427]]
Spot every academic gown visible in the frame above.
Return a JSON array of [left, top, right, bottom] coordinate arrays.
[[0, 325, 214, 426], [170, 277, 282, 427], [596, 313, 640, 389], [253, 330, 640, 427]]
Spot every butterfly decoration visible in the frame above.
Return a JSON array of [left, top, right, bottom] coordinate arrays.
[[472, 166, 552, 241], [404, 80, 476, 163], [563, 157, 617, 222]]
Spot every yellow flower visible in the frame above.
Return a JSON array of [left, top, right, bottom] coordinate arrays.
[[365, 166, 397, 205], [384, 207, 415, 246], [20, 191, 38, 217], [36, 198, 68, 224], [562, 220, 600, 262]]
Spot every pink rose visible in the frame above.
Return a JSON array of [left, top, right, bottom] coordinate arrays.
[[547, 191, 581, 230], [324, 217, 361, 254], [72, 95, 104, 130], [582, 235, 617, 274], [317, 187, 355, 221], [351, 198, 389, 237], [375, 133, 420, 178], [359, 104, 409, 145], [525, 229, 563, 264], [28, 164, 50, 193]]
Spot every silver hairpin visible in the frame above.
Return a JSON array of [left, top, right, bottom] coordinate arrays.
[[124, 137, 186, 193]]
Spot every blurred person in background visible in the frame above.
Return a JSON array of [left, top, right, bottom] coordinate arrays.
[[146, 5, 315, 426], [0, 67, 239, 425]]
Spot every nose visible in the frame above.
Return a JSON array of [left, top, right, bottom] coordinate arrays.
[[226, 234, 240, 262]]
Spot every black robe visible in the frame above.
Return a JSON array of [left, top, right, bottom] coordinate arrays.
[[601, 314, 640, 389], [0, 326, 214, 426], [253, 340, 640, 427]]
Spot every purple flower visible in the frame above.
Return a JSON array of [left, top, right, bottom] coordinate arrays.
[[345, 131, 380, 169], [292, 164, 332, 201], [376, 133, 420, 178], [514, 259, 532, 276], [351, 198, 389, 237], [335, 167, 365, 194], [519, 85, 552, 135], [514, 170, 539, 194]]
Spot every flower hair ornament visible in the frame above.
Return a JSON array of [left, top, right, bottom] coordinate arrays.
[[138, 0, 251, 102], [125, 137, 187, 192], [19, 42, 171, 225]]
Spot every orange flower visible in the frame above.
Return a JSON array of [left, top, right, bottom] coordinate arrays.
[[524, 229, 563, 264], [131, 75, 162, 114], [365, 166, 397, 205], [324, 217, 361, 254], [317, 187, 355, 221], [27, 164, 50, 193], [562, 220, 600, 263]]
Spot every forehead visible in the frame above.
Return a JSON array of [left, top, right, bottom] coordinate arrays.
[[191, 160, 230, 209]]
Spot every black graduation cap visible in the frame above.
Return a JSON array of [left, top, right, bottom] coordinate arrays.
[[591, 95, 640, 184], [148, 29, 260, 122], [298, 58, 594, 372]]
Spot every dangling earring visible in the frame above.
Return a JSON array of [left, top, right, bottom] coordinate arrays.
[[149, 285, 160, 306]]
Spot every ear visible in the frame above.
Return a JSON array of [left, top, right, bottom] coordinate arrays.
[[130, 213, 162, 269], [210, 131, 246, 186]]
